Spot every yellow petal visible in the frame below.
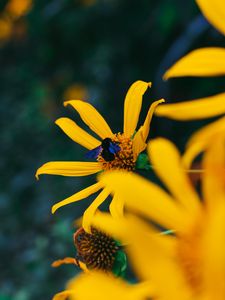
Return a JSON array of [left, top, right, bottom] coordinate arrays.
[[155, 92, 225, 120], [140, 98, 165, 142], [55, 117, 100, 150], [202, 134, 225, 210], [52, 257, 89, 272], [164, 47, 225, 79], [109, 193, 124, 218], [52, 290, 74, 300], [98, 171, 191, 232], [92, 213, 191, 300], [132, 98, 165, 157], [202, 202, 225, 299], [183, 116, 225, 168], [36, 161, 102, 179], [123, 81, 151, 137], [132, 129, 147, 158], [82, 188, 111, 233], [52, 182, 102, 213], [148, 138, 201, 218], [196, 0, 225, 36], [182, 140, 206, 170], [68, 272, 152, 300], [52, 257, 76, 267], [64, 100, 113, 139]]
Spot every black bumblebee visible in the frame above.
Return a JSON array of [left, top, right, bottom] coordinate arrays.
[[85, 138, 121, 162]]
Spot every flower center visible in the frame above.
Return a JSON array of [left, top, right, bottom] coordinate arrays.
[[98, 133, 135, 171], [176, 224, 203, 293], [74, 227, 120, 271]]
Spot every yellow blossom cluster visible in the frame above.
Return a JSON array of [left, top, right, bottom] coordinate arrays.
[[36, 0, 225, 299]]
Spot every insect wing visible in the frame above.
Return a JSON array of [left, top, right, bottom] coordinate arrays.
[[85, 146, 102, 159], [109, 142, 121, 154]]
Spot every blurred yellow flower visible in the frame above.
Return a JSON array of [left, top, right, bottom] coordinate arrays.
[[63, 83, 89, 102], [36, 80, 164, 232], [92, 137, 225, 299], [0, 16, 12, 42], [155, 0, 225, 168], [53, 272, 150, 300], [6, 0, 32, 19]]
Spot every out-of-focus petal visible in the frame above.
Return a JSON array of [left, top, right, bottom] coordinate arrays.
[[202, 134, 225, 210], [164, 48, 225, 79], [202, 201, 225, 300], [36, 161, 102, 179], [148, 138, 201, 218], [196, 0, 225, 36], [68, 272, 152, 300], [64, 100, 113, 139], [52, 257, 77, 267], [98, 171, 191, 232], [109, 193, 124, 218], [92, 213, 191, 300], [51, 182, 102, 214], [53, 290, 73, 300], [183, 116, 225, 168], [155, 92, 225, 120], [82, 188, 111, 233], [123, 81, 151, 138], [55, 117, 100, 150], [52, 257, 89, 272]]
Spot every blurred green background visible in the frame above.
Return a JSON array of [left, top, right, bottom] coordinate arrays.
[[1, 0, 225, 299]]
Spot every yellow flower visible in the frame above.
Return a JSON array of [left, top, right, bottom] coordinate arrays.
[[63, 83, 89, 102], [91, 137, 225, 299], [154, 0, 225, 168], [0, 16, 12, 42], [6, 0, 32, 19], [53, 272, 151, 300], [36, 80, 164, 232]]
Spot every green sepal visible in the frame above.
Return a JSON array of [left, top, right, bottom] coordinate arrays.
[[135, 153, 151, 170], [112, 250, 127, 277]]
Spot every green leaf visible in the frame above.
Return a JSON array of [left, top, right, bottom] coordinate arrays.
[[112, 250, 127, 277], [135, 153, 151, 170]]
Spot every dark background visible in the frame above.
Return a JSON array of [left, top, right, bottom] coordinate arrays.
[[1, 0, 225, 299]]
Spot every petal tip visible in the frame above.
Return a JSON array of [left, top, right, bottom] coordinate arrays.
[[51, 205, 57, 214], [35, 171, 40, 180], [163, 72, 169, 81]]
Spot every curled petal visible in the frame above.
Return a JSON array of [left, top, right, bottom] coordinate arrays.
[[64, 100, 113, 139], [140, 98, 165, 142], [132, 130, 147, 158], [52, 257, 77, 267]]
